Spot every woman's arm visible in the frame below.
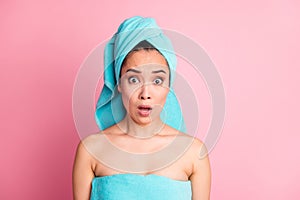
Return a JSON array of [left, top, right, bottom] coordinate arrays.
[[72, 141, 95, 200], [190, 139, 211, 200]]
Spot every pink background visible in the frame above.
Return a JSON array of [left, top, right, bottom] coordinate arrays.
[[1, 0, 299, 199]]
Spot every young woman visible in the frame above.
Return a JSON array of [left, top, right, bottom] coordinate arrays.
[[73, 16, 211, 200]]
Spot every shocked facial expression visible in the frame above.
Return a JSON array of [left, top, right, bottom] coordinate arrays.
[[118, 50, 170, 126]]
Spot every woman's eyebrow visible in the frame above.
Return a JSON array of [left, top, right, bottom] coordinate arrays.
[[126, 69, 142, 73], [152, 69, 166, 74]]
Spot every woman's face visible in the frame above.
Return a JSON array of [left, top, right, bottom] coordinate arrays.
[[118, 50, 170, 126]]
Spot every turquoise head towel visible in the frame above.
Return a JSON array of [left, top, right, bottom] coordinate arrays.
[[90, 174, 191, 200], [95, 16, 186, 132]]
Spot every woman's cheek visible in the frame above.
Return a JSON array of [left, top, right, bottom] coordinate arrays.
[[121, 89, 137, 109], [158, 89, 169, 105]]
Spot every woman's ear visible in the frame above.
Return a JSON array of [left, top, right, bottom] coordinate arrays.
[[117, 84, 121, 93]]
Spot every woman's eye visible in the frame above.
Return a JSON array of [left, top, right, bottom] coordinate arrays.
[[153, 78, 163, 85], [128, 76, 140, 84]]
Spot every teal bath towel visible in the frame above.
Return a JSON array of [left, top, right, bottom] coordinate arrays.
[[90, 174, 192, 200]]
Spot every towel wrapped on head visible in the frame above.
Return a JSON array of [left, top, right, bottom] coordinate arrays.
[[95, 16, 185, 132]]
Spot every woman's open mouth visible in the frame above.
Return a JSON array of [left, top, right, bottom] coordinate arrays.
[[137, 105, 152, 117]]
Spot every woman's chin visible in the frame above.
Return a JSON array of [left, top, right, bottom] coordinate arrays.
[[133, 118, 153, 127]]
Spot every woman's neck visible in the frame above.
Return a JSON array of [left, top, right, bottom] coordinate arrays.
[[118, 115, 165, 139]]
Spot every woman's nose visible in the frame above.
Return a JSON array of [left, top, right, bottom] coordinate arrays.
[[139, 84, 151, 100]]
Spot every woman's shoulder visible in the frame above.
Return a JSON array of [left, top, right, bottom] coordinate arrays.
[[75, 133, 102, 158], [82, 124, 119, 141], [164, 125, 203, 141], [164, 125, 208, 156], [162, 125, 207, 155], [79, 125, 122, 152]]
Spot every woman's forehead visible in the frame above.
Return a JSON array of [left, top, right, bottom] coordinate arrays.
[[123, 63, 169, 74], [123, 50, 167, 66], [121, 50, 169, 74]]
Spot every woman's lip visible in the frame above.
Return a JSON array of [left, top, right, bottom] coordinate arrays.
[[137, 105, 152, 117], [137, 105, 152, 110]]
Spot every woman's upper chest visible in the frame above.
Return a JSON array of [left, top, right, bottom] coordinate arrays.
[[92, 142, 194, 181]]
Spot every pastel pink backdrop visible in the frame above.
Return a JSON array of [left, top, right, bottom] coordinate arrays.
[[1, 0, 299, 199]]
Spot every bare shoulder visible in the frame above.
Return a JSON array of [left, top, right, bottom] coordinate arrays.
[[75, 133, 102, 160], [163, 125, 191, 137], [81, 131, 111, 157], [186, 137, 209, 161], [82, 124, 119, 147], [79, 125, 121, 160], [82, 132, 103, 146], [190, 137, 207, 152], [162, 125, 209, 162]]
